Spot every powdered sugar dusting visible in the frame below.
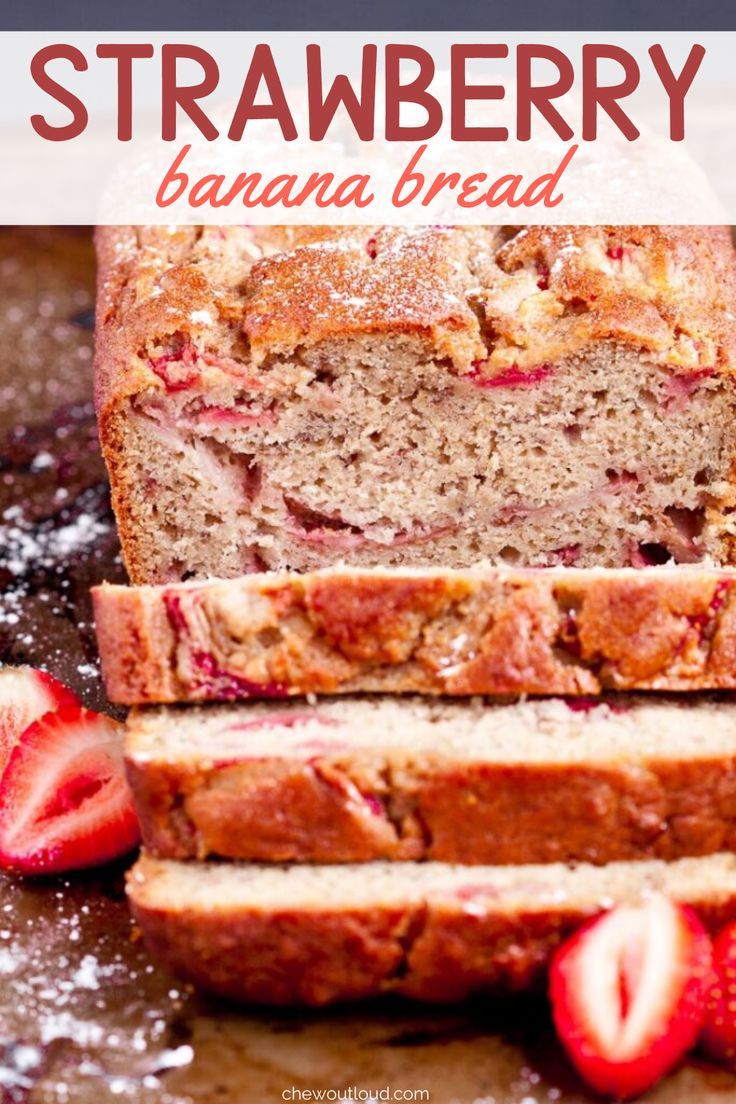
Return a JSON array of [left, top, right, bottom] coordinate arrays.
[[0, 229, 198, 1102], [1, 504, 111, 578], [0, 472, 119, 700], [0, 870, 194, 1102]]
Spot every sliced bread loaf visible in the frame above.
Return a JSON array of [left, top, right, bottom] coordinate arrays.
[[94, 565, 736, 703], [95, 226, 736, 583], [126, 695, 736, 867], [127, 851, 736, 1006]]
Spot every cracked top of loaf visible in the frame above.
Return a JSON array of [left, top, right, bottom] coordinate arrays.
[[94, 225, 736, 415]]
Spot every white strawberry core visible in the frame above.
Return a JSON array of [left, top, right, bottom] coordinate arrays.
[[574, 895, 682, 1060], [0, 669, 55, 741]]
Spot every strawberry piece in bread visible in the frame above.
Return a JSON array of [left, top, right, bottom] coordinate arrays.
[[0, 707, 140, 875], [550, 895, 712, 1099], [701, 921, 736, 1063], [0, 666, 78, 775]]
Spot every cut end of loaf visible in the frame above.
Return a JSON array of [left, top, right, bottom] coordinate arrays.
[[94, 566, 736, 704], [110, 343, 736, 582], [127, 852, 736, 1005], [127, 694, 736, 765], [125, 694, 736, 867], [128, 851, 736, 914], [94, 225, 736, 584]]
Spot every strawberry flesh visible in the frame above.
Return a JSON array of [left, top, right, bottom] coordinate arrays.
[[550, 895, 712, 1099], [467, 362, 555, 389], [0, 666, 78, 777], [701, 921, 736, 1063], [149, 344, 200, 392], [0, 706, 140, 875]]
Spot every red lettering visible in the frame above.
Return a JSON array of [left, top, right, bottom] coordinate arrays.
[[161, 45, 219, 141], [30, 44, 88, 140], [384, 46, 442, 141], [391, 144, 428, 206], [228, 44, 297, 141], [457, 173, 490, 207], [516, 44, 574, 141], [450, 45, 508, 141], [649, 43, 705, 141], [421, 171, 462, 206], [582, 45, 640, 140], [522, 143, 577, 207], [307, 44, 377, 141], [330, 174, 374, 208], [156, 142, 190, 206], [96, 43, 154, 141]]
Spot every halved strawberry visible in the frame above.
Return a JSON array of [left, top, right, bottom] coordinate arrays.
[[701, 921, 736, 1063], [549, 895, 712, 1099], [0, 666, 78, 776], [0, 706, 140, 875]]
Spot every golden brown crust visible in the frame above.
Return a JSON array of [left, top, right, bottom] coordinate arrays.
[[488, 225, 736, 375], [94, 567, 736, 703], [131, 885, 417, 1007], [127, 852, 736, 1006], [95, 226, 736, 411], [127, 738, 736, 867], [93, 586, 178, 702]]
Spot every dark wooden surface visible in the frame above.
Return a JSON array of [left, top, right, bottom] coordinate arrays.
[[1, 228, 736, 1104]]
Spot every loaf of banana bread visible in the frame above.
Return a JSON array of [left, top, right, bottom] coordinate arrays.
[[126, 694, 736, 866], [94, 565, 736, 703], [95, 226, 736, 583], [127, 851, 736, 1006]]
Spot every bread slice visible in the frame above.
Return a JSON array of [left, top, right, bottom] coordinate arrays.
[[94, 565, 736, 703], [126, 695, 736, 867], [94, 226, 736, 584], [127, 851, 736, 1006]]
